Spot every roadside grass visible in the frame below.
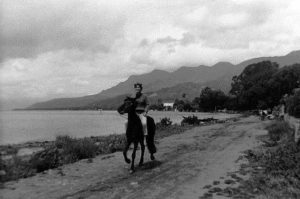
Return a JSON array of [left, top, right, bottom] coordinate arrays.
[[241, 121, 300, 198], [265, 120, 293, 142], [200, 120, 300, 199]]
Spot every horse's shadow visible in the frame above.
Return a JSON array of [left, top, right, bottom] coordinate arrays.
[[136, 160, 162, 171]]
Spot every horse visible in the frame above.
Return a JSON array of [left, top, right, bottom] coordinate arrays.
[[118, 97, 156, 173]]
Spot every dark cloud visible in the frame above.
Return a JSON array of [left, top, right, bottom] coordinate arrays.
[[0, 0, 126, 61]]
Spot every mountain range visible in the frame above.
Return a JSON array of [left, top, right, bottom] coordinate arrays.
[[27, 50, 300, 110]]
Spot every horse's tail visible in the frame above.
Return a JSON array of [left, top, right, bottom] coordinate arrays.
[[146, 116, 157, 154]]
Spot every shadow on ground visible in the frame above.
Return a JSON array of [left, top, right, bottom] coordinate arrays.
[[139, 160, 162, 171]]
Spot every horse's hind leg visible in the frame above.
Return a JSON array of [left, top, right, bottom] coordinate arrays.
[[146, 135, 156, 160], [123, 141, 131, 164], [139, 139, 145, 166], [130, 142, 138, 173]]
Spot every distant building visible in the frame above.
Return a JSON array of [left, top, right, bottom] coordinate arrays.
[[163, 102, 174, 111]]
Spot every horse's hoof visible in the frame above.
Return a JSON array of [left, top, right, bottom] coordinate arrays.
[[125, 158, 131, 164], [129, 169, 134, 174], [150, 154, 155, 160]]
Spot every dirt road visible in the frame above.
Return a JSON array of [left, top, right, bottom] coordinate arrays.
[[1, 116, 267, 199]]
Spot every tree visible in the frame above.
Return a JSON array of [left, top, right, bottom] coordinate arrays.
[[229, 61, 279, 110], [266, 64, 300, 107], [198, 87, 228, 111], [286, 88, 300, 118]]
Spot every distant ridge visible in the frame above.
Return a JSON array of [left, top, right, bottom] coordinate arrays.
[[27, 50, 300, 110]]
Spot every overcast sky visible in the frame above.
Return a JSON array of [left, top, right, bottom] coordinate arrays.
[[1, 0, 300, 109]]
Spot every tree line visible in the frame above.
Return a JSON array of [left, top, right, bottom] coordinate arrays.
[[150, 61, 300, 113]]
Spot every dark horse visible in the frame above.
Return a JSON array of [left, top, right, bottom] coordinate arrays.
[[118, 97, 156, 173]]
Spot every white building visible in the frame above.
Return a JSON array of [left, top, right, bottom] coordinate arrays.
[[163, 102, 174, 110]]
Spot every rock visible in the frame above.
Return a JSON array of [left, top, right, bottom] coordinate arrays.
[[209, 187, 222, 193], [213, 180, 220, 185], [130, 182, 139, 187], [203, 185, 212, 189], [224, 179, 236, 184]]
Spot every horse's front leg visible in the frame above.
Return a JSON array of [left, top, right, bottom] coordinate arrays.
[[139, 139, 145, 166], [130, 142, 138, 173], [123, 141, 131, 164]]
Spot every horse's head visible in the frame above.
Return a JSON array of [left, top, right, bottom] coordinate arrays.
[[117, 97, 136, 115]]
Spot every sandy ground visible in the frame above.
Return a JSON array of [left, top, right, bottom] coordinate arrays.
[[0, 116, 267, 199]]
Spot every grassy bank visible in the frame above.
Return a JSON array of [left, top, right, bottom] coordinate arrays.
[[200, 120, 300, 199], [242, 120, 300, 198]]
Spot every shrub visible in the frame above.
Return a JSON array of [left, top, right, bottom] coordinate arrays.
[[55, 136, 97, 163], [286, 89, 300, 118], [156, 117, 173, 130], [266, 121, 293, 142], [159, 117, 172, 126], [94, 134, 126, 153], [243, 140, 300, 198], [30, 146, 60, 172], [181, 115, 200, 126], [1, 155, 35, 182]]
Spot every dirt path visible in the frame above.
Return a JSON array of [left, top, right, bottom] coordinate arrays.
[[1, 116, 267, 199]]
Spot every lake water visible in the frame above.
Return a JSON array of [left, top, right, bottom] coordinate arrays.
[[0, 110, 239, 145]]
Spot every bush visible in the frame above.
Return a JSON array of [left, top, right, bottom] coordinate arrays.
[[156, 117, 173, 130], [286, 89, 300, 118], [55, 136, 97, 163], [181, 115, 200, 126], [266, 121, 293, 142], [30, 146, 60, 172], [1, 156, 35, 182], [159, 117, 172, 126], [93, 134, 126, 154], [180, 116, 217, 126]]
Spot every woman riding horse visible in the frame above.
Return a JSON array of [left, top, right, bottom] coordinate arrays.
[[118, 83, 156, 173]]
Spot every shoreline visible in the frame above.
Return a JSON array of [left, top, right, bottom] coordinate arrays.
[[0, 114, 240, 151], [0, 116, 240, 183], [0, 110, 240, 146]]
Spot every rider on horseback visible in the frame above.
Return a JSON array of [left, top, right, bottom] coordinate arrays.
[[118, 84, 156, 171], [131, 82, 149, 136]]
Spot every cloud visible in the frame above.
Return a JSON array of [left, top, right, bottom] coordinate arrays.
[[1, 0, 300, 109], [0, 0, 127, 61]]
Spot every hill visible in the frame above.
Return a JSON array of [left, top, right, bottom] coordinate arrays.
[[27, 50, 300, 110]]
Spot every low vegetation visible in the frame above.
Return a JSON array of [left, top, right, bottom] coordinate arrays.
[[200, 120, 300, 199], [181, 115, 218, 126], [238, 121, 300, 198], [266, 121, 293, 142]]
